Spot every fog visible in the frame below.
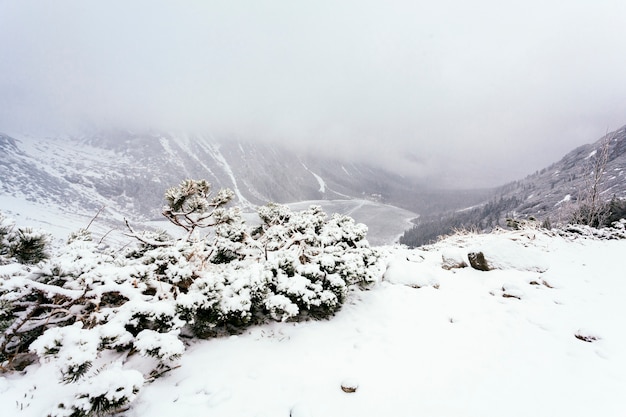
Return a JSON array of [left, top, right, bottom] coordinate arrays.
[[2, 0, 626, 187]]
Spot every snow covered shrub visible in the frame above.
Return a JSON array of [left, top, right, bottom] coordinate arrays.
[[207, 206, 250, 264], [10, 227, 50, 264], [134, 329, 184, 361], [0, 235, 114, 364], [176, 263, 268, 337], [48, 367, 144, 417], [0, 180, 382, 415], [67, 228, 93, 244], [0, 212, 49, 264], [0, 211, 15, 259], [30, 322, 99, 383], [250, 205, 379, 320]]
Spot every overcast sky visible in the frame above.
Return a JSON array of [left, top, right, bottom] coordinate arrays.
[[1, 1, 626, 187]]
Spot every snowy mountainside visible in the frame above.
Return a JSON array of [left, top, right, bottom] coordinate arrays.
[[1, 227, 624, 416], [494, 125, 626, 220], [0, 131, 429, 244], [400, 125, 626, 247], [1, 131, 420, 217]]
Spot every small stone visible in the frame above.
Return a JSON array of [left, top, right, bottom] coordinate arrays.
[[341, 379, 359, 393]]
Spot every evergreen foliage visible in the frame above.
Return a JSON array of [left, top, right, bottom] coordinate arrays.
[[0, 213, 49, 264], [0, 179, 380, 416], [11, 228, 49, 264]]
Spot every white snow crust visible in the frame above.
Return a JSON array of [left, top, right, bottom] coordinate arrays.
[[2, 228, 626, 416]]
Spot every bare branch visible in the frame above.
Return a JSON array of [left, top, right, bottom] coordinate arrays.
[[86, 205, 105, 231], [124, 218, 171, 247], [98, 229, 114, 246]]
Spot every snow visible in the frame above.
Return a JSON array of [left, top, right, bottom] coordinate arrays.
[[204, 140, 252, 208], [300, 162, 326, 193], [2, 227, 625, 416], [554, 193, 571, 206]]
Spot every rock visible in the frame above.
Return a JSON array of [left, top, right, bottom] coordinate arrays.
[[341, 379, 359, 393], [468, 251, 490, 271], [575, 329, 601, 343], [441, 251, 468, 270]]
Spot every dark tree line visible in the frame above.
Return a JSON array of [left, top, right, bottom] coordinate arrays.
[[399, 196, 522, 247]]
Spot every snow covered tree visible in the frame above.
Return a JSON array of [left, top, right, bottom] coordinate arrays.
[[571, 132, 613, 227], [162, 179, 236, 240]]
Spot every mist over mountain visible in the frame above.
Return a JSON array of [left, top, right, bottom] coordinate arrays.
[[0, 131, 472, 214], [2, 124, 625, 247], [0, 130, 494, 245]]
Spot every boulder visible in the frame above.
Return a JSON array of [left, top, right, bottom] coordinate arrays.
[[468, 251, 490, 271]]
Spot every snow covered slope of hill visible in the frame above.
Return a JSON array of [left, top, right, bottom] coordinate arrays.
[[495, 125, 626, 221], [0, 131, 430, 245], [1, 227, 624, 416], [0, 131, 422, 218]]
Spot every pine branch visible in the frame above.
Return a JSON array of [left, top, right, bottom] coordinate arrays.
[[124, 218, 171, 247], [0, 299, 41, 355]]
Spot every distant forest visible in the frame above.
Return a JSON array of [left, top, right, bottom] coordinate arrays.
[[399, 195, 626, 248], [399, 195, 525, 247]]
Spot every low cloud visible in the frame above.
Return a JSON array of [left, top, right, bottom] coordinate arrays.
[[2, 0, 626, 187]]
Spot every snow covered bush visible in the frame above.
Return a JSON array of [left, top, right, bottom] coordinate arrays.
[[0, 212, 14, 259], [48, 367, 144, 417], [11, 228, 50, 264], [251, 205, 378, 320], [0, 212, 49, 264], [0, 181, 381, 415]]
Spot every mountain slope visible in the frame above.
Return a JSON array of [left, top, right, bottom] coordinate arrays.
[[1, 132, 421, 217], [494, 125, 626, 221], [3, 131, 457, 245], [399, 125, 626, 247]]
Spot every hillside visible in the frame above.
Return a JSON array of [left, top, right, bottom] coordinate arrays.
[[400, 125, 626, 246], [494, 125, 626, 220]]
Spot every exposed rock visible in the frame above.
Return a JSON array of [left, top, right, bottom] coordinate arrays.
[[468, 251, 490, 271], [341, 379, 359, 393], [575, 334, 599, 343], [575, 330, 601, 343]]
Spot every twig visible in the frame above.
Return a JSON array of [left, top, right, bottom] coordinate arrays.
[[147, 364, 181, 382], [98, 229, 114, 246], [86, 206, 105, 231], [124, 218, 170, 247]]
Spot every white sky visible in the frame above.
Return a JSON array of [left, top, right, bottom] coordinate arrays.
[[1, 0, 626, 187]]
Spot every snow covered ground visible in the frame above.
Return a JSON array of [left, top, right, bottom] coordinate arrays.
[[2, 227, 625, 416]]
